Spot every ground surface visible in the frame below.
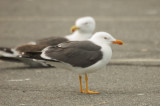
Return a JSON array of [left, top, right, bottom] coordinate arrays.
[[0, 0, 160, 106]]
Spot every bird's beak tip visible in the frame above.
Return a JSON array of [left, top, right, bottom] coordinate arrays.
[[112, 40, 124, 45]]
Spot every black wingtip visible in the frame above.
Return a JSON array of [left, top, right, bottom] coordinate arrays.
[[0, 47, 13, 54], [20, 51, 43, 60], [0, 57, 21, 62]]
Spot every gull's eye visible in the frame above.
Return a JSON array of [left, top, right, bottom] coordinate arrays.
[[104, 37, 108, 39]]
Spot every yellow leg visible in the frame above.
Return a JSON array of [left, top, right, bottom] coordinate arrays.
[[82, 74, 99, 94], [85, 74, 89, 91], [79, 75, 83, 93]]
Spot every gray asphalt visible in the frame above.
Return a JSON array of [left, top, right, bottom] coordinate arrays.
[[0, 0, 160, 106]]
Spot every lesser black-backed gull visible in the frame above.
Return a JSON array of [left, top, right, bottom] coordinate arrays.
[[0, 16, 95, 67], [21, 32, 123, 94]]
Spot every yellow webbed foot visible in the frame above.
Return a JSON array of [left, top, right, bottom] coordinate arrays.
[[82, 90, 99, 94]]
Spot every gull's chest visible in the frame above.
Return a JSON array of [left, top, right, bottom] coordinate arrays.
[[100, 46, 112, 64]]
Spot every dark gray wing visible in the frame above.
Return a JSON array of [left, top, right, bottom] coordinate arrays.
[[16, 44, 47, 53], [16, 37, 68, 53], [43, 41, 102, 68], [36, 37, 68, 45]]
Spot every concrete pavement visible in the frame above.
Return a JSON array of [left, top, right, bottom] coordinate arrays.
[[0, 0, 160, 105]]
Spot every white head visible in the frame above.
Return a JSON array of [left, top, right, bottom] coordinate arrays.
[[90, 32, 124, 46], [71, 16, 95, 34]]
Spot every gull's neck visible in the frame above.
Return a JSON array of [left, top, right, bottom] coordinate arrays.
[[65, 31, 92, 41], [89, 37, 112, 65]]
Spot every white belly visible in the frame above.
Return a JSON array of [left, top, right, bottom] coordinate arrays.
[[43, 46, 112, 75]]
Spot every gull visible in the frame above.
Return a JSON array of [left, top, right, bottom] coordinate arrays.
[[21, 32, 123, 94], [0, 16, 95, 67]]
